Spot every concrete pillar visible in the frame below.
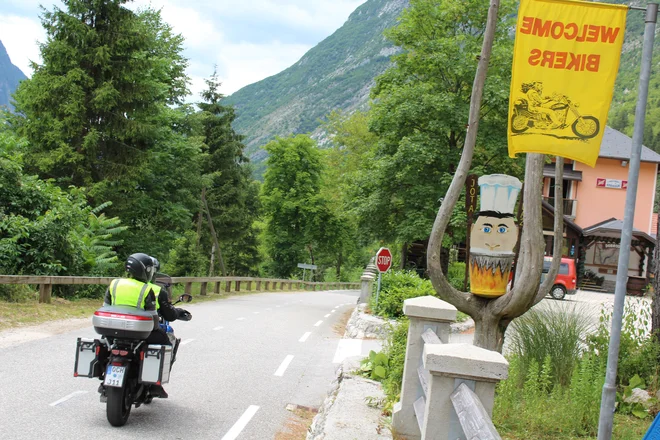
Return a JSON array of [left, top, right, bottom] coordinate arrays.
[[421, 343, 508, 440], [392, 296, 457, 440], [358, 273, 375, 303]]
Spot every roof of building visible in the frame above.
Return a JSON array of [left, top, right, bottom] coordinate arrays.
[[600, 127, 660, 163], [543, 163, 583, 181], [541, 200, 583, 234], [583, 217, 655, 244]]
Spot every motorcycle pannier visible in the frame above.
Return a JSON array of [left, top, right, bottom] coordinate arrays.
[[92, 305, 157, 340], [139, 344, 172, 385], [74, 338, 108, 378]]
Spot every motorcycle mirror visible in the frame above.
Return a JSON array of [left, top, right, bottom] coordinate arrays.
[[179, 294, 193, 303]]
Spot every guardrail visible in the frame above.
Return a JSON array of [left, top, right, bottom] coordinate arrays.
[[0, 275, 360, 304], [392, 296, 509, 440]]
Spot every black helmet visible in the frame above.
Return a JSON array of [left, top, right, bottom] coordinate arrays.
[[151, 256, 160, 273], [125, 253, 155, 283]]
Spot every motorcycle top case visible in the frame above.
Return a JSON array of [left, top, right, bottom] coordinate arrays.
[[139, 344, 172, 385], [92, 305, 157, 340], [74, 337, 108, 378]]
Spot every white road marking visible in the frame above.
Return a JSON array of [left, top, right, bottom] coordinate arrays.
[[253, 311, 260, 314], [314, 320, 323, 327], [213, 326, 224, 331], [330, 310, 335, 313], [181, 339, 195, 345], [221, 405, 260, 440], [299, 332, 311, 342], [274, 355, 295, 376], [332, 339, 363, 364], [49, 391, 87, 407], [324, 314, 330, 318], [237, 317, 246, 321]]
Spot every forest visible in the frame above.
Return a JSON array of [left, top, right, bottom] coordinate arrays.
[[0, 0, 589, 299]]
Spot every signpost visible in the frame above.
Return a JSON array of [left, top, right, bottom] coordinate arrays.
[[375, 247, 392, 306], [464, 174, 478, 290], [297, 263, 318, 282]]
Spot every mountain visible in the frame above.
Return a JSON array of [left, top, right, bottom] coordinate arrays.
[[224, 0, 408, 166], [608, 0, 660, 151], [0, 40, 27, 111]]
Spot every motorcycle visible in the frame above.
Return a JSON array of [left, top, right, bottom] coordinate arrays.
[[510, 94, 600, 139], [73, 275, 192, 427]]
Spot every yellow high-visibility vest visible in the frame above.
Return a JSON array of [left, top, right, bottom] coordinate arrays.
[[108, 278, 161, 310]]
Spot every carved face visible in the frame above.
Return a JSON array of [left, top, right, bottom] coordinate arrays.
[[470, 215, 518, 254]]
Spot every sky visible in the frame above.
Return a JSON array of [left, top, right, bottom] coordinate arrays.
[[0, 0, 367, 100]]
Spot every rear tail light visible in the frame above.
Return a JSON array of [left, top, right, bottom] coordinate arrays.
[[111, 349, 129, 356], [94, 310, 153, 321]]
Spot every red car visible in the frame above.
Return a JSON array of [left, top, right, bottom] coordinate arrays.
[[542, 257, 577, 300]]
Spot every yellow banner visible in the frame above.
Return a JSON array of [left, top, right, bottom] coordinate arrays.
[[508, 0, 627, 167]]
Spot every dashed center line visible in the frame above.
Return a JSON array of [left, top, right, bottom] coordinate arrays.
[[274, 355, 295, 376], [314, 320, 323, 327], [330, 310, 336, 313], [299, 332, 311, 342], [181, 338, 195, 345], [253, 311, 260, 314], [213, 326, 224, 331], [324, 314, 330, 318], [50, 391, 87, 407], [237, 317, 246, 321], [221, 405, 260, 440]]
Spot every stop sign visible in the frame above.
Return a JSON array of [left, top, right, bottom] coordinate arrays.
[[375, 247, 392, 273]]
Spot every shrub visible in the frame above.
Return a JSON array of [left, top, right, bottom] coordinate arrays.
[[382, 318, 409, 404], [0, 284, 36, 302], [586, 299, 660, 387], [494, 352, 605, 437], [447, 261, 467, 290], [369, 270, 436, 318], [508, 303, 592, 387]]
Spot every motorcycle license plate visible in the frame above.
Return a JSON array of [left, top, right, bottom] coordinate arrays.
[[104, 365, 126, 388]]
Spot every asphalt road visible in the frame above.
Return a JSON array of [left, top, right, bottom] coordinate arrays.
[[0, 289, 377, 439]]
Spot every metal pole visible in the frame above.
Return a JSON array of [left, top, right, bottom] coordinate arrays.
[[598, 4, 657, 439], [375, 272, 382, 307]]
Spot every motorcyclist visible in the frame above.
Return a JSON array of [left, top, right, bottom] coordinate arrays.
[[521, 81, 561, 128], [103, 253, 192, 397]]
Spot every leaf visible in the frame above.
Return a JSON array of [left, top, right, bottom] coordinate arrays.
[[632, 407, 649, 419], [373, 365, 387, 379], [374, 353, 389, 367]]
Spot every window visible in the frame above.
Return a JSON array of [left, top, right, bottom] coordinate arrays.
[[542, 261, 569, 274]]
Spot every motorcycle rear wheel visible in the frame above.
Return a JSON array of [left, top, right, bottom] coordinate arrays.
[[572, 116, 599, 139], [106, 385, 132, 427], [511, 114, 530, 133]]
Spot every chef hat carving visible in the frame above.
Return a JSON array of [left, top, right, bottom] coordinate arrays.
[[478, 174, 522, 215]]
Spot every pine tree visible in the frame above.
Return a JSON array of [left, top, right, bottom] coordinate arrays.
[[197, 70, 260, 275], [11, 0, 188, 190]]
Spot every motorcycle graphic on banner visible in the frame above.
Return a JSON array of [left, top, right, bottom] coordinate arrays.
[[510, 81, 600, 140]]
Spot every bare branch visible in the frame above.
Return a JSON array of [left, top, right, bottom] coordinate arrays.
[[492, 154, 545, 317], [427, 0, 502, 317]]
